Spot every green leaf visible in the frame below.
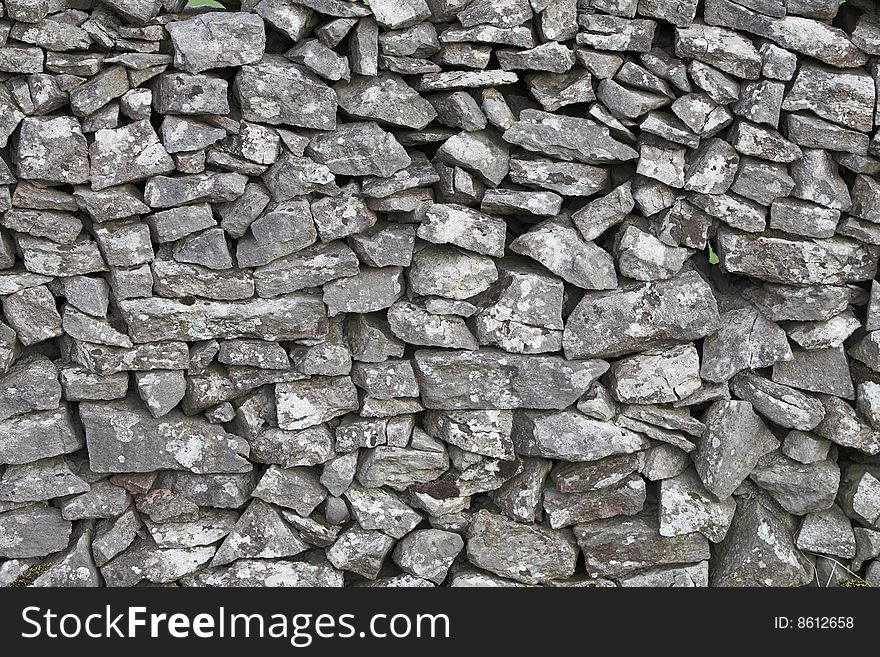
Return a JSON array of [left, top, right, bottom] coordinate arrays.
[[708, 244, 719, 265]]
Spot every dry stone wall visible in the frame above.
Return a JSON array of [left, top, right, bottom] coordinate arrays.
[[1, 0, 880, 588]]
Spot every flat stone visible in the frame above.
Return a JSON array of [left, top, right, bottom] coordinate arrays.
[[503, 109, 638, 164], [513, 409, 648, 462], [717, 227, 877, 286], [80, 399, 251, 474], [307, 122, 409, 177], [414, 349, 607, 410], [563, 270, 720, 359], [466, 510, 578, 584], [118, 294, 327, 343], [573, 515, 709, 579], [275, 376, 358, 430]]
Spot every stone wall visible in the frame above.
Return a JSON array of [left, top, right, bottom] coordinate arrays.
[[1, 0, 879, 588]]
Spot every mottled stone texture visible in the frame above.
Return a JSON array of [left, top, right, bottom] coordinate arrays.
[[0, 0, 877, 590]]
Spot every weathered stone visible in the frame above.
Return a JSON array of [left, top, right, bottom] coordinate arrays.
[[574, 515, 709, 579], [235, 56, 336, 130], [711, 485, 812, 586], [513, 409, 648, 462], [660, 467, 736, 542], [467, 510, 577, 584], [275, 376, 358, 431], [730, 372, 825, 431], [511, 219, 617, 290], [90, 120, 174, 191], [0, 505, 72, 558], [693, 400, 778, 500], [17, 116, 89, 185], [80, 399, 250, 474], [415, 349, 606, 411], [564, 270, 720, 359], [750, 451, 840, 515], [118, 294, 327, 343], [503, 109, 638, 164]]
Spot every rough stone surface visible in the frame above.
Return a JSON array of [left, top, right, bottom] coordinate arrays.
[[0, 0, 874, 590]]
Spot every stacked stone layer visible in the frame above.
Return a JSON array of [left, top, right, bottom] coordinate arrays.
[[1, 0, 880, 588]]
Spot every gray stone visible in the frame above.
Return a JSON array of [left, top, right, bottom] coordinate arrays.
[[235, 56, 335, 130], [167, 12, 265, 74], [513, 409, 648, 462], [563, 270, 720, 359], [80, 399, 250, 474], [17, 116, 89, 185], [503, 109, 637, 164], [750, 451, 840, 515], [90, 120, 174, 191], [543, 474, 646, 529], [783, 62, 875, 133], [711, 486, 812, 586], [659, 467, 736, 542], [118, 294, 327, 343], [276, 376, 359, 431], [511, 219, 617, 290], [730, 372, 825, 431], [693, 400, 778, 500], [574, 515, 709, 579], [797, 505, 856, 559], [344, 486, 423, 539], [415, 349, 607, 410], [0, 505, 71, 558], [467, 510, 577, 584], [773, 346, 854, 399], [393, 529, 464, 584], [326, 526, 395, 579]]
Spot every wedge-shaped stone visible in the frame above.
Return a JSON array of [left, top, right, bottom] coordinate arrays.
[[118, 294, 327, 343], [711, 486, 812, 587], [693, 400, 778, 500], [513, 409, 649, 462], [212, 499, 307, 566], [503, 109, 638, 163], [80, 399, 251, 474], [511, 219, 617, 290]]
